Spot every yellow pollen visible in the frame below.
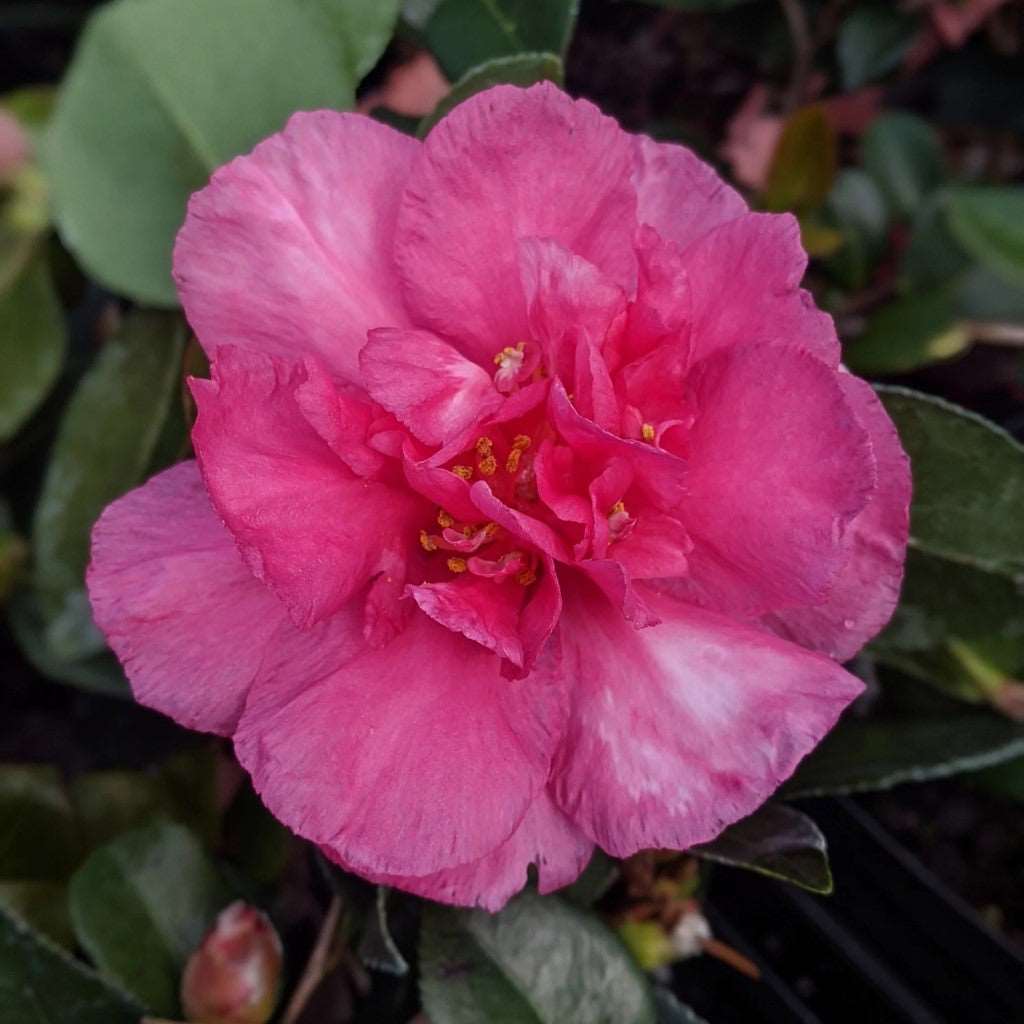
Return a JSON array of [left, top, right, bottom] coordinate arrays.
[[611, 500, 627, 516], [641, 423, 656, 442], [437, 510, 455, 528], [447, 557, 468, 573], [512, 434, 532, 450], [419, 530, 438, 552], [475, 436, 494, 456], [459, 524, 474, 536], [452, 464, 474, 480], [517, 568, 537, 586], [506, 448, 523, 473], [492, 342, 525, 365], [481, 522, 499, 540], [478, 454, 497, 476]]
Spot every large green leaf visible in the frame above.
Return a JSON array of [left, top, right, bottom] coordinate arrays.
[[46, 0, 400, 305], [762, 106, 836, 214], [692, 802, 832, 894], [0, 764, 80, 880], [947, 185, 1024, 287], [0, 906, 141, 1024], [425, 0, 578, 80], [0, 249, 65, 442], [0, 882, 74, 949], [30, 310, 185, 665], [420, 891, 655, 1024], [862, 113, 945, 220], [68, 821, 231, 1016], [836, 4, 915, 90], [653, 989, 709, 1024], [824, 168, 888, 289], [878, 387, 1024, 573], [419, 52, 563, 136]]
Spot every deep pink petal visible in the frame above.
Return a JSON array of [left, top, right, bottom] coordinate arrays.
[[672, 343, 874, 616], [174, 111, 417, 383], [396, 83, 637, 365], [763, 374, 911, 660], [235, 610, 566, 876], [359, 328, 504, 445], [191, 348, 422, 628], [470, 480, 572, 562], [322, 790, 592, 911], [550, 582, 863, 856], [632, 135, 747, 249]]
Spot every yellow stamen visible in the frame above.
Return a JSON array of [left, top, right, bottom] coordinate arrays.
[[447, 557, 468, 574], [419, 530, 437, 552], [481, 522, 499, 540], [611, 500, 627, 516], [492, 342, 525, 365], [459, 524, 474, 537], [516, 568, 537, 586], [437, 510, 455, 529], [641, 423, 656, 442], [506, 448, 523, 473], [478, 454, 497, 476], [452, 464, 474, 480], [512, 434, 532, 450], [475, 436, 494, 456]]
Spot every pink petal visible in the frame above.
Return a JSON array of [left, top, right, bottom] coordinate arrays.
[[359, 328, 503, 445], [550, 582, 863, 856], [322, 790, 592, 911], [87, 462, 293, 735], [470, 480, 572, 562], [632, 135, 747, 249], [673, 343, 874, 616], [395, 83, 637, 365], [234, 609, 566, 876], [763, 374, 911, 660], [682, 213, 840, 366], [191, 347, 422, 629], [174, 111, 417, 384]]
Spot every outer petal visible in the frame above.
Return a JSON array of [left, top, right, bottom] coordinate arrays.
[[234, 609, 566, 876], [763, 374, 911, 660], [682, 213, 840, 366], [359, 328, 503, 445], [632, 135, 747, 250], [550, 582, 863, 856], [396, 83, 637, 364], [674, 343, 874, 617], [87, 462, 292, 735], [322, 791, 592, 911], [191, 348, 422, 628], [174, 111, 417, 383]]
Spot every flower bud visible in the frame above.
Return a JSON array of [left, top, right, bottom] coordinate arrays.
[[181, 901, 282, 1024]]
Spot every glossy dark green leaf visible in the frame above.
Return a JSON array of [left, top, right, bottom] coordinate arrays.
[[762, 105, 836, 214], [692, 802, 832, 893], [70, 772, 176, 851], [843, 287, 969, 376], [878, 387, 1024, 572], [899, 192, 972, 291], [0, 905, 141, 1024], [0, 882, 74, 948], [862, 113, 945, 220], [223, 782, 293, 887], [420, 891, 656, 1024], [69, 821, 231, 1016], [425, 0, 577, 79], [653, 989, 709, 1024], [561, 849, 619, 908], [0, 249, 66, 442], [837, 4, 915, 90], [30, 310, 186, 665], [954, 263, 1024, 322], [0, 764, 80, 880], [947, 186, 1024, 287], [419, 52, 563, 137], [824, 168, 888, 289], [46, 0, 400, 304]]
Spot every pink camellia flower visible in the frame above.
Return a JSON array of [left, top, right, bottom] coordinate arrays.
[[87, 84, 910, 911]]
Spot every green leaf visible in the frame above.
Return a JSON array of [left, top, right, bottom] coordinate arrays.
[[0, 764, 80, 881], [561, 849, 618, 908], [653, 989, 709, 1024], [878, 387, 1024, 573], [762, 105, 836, 214], [30, 310, 186, 665], [862, 113, 945, 220], [947, 186, 1024, 287], [843, 287, 970, 376], [693, 802, 832, 893], [46, 0, 400, 305], [837, 4, 915, 90], [425, 0, 578, 80], [70, 772, 176, 851], [0, 248, 66, 442], [0, 882, 74, 948], [69, 821, 231, 1016], [419, 52, 563, 137], [0, 905, 141, 1024], [824, 168, 888, 289], [420, 891, 656, 1024]]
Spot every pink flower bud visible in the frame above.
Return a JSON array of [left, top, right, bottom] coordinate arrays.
[[181, 902, 282, 1024]]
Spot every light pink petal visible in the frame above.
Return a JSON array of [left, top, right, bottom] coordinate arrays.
[[234, 609, 566, 876], [322, 790, 592, 911], [191, 347, 423, 628], [550, 582, 863, 856], [763, 374, 911, 660], [612, 511, 692, 579], [174, 111, 417, 383], [359, 328, 503, 445], [87, 462, 295, 735], [396, 83, 637, 365], [402, 450, 481, 523], [673, 343, 874, 617], [682, 213, 840, 366], [632, 135, 747, 250]]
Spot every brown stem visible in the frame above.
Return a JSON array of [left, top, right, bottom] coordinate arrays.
[[281, 893, 344, 1024]]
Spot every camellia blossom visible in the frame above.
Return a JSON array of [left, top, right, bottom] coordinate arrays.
[[87, 84, 910, 911]]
